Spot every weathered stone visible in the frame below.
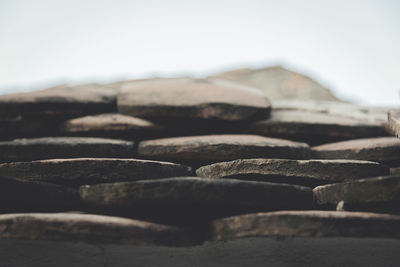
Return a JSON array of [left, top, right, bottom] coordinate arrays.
[[60, 113, 164, 139], [209, 210, 400, 240], [209, 66, 339, 101], [0, 158, 192, 187], [0, 213, 197, 246], [388, 110, 400, 138], [247, 109, 388, 145], [313, 175, 400, 213], [0, 84, 117, 117], [0, 137, 135, 163], [196, 159, 389, 187], [273, 99, 390, 124], [118, 78, 271, 121], [80, 177, 312, 225], [138, 134, 310, 166], [0, 176, 80, 212], [312, 137, 400, 166]]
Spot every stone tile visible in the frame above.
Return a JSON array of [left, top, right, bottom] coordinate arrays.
[[247, 109, 388, 145], [138, 134, 310, 166], [312, 137, 400, 167], [0, 137, 135, 163], [0, 176, 80, 212], [118, 78, 271, 121], [0, 84, 117, 118], [209, 210, 400, 240], [273, 99, 389, 124], [209, 66, 339, 101], [313, 175, 400, 213], [388, 110, 400, 138], [79, 177, 312, 225], [0, 158, 192, 187], [0, 213, 197, 246], [196, 159, 389, 187], [60, 113, 164, 139]]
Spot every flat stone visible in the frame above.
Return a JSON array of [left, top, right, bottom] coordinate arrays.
[[0, 213, 196, 246], [209, 66, 339, 101], [118, 78, 271, 121], [0, 83, 117, 117], [312, 137, 400, 167], [138, 134, 310, 166], [0, 137, 135, 163], [248, 109, 388, 145], [313, 175, 400, 213], [388, 110, 400, 138], [196, 159, 389, 187], [0, 176, 80, 212], [60, 113, 164, 139], [273, 99, 390, 124], [0, 158, 192, 187], [209, 210, 400, 240], [80, 177, 312, 225]]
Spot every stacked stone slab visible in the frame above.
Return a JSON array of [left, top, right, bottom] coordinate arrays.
[[0, 74, 399, 266]]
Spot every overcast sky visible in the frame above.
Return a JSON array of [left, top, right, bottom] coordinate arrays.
[[0, 0, 399, 106]]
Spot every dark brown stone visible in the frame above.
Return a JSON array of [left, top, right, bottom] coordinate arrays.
[[138, 134, 310, 166], [0, 137, 135, 163], [0, 158, 192, 187], [313, 175, 400, 213], [0, 84, 117, 117], [209, 210, 400, 240], [0, 176, 80, 212], [247, 109, 389, 145], [0, 213, 197, 246], [388, 110, 400, 138], [60, 113, 164, 139], [118, 78, 271, 121], [196, 159, 389, 187], [79, 177, 312, 225], [312, 137, 400, 167]]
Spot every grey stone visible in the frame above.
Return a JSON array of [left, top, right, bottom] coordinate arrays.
[[196, 159, 389, 187], [0, 213, 196, 246], [0, 176, 80, 212], [313, 175, 400, 213], [247, 109, 388, 145], [209, 210, 400, 240], [0, 158, 192, 187], [79, 177, 312, 225], [138, 134, 310, 166], [0, 137, 135, 163], [312, 137, 400, 167], [209, 66, 339, 101], [118, 78, 271, 121]]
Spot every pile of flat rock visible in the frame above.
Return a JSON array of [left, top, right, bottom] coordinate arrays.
[[1, 72, 400, 266]]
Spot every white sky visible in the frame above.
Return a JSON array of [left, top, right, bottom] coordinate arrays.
[[0, 0, 399, 106]]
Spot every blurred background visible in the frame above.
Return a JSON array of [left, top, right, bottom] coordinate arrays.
[[0, 0, 399, 106]]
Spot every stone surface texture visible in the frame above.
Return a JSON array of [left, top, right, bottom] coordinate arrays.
[[0, 137, 135, 163], [209, 210, 400, 240], [209, 66, 339, 101], [388, 110, 400, 138], [0, 158, 192, 187], [0, 213, 196, 246], [196, 159, 389, 187], [80, 177, 312, 224], [138, 134, 310, 165], [312, 137, 400, 166], [118, 78, 271, 121]]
